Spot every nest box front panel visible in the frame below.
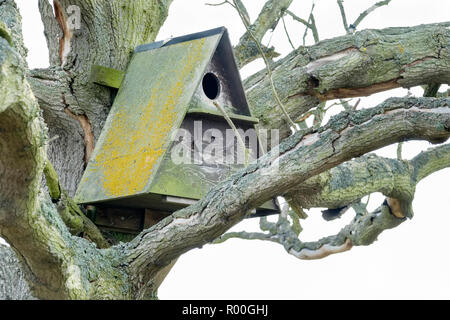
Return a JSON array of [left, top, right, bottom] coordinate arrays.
[[187, 31, 251, 117], [149, 114, 258, 200], [75, 34, 222, 205], [149, 33, 258, 200]]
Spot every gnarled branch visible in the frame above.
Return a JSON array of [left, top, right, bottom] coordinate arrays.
[[218, 142, 450, 259], [125, 97, 450, 298]]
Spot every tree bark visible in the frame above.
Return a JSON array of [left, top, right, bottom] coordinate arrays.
[[245, 22, 450, 142], [0, 245, 33, 300], [29, 0, 173, 196], [1, 0, 450, 300]]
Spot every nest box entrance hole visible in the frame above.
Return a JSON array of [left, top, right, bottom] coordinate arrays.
[[202, 72, 220, 100]]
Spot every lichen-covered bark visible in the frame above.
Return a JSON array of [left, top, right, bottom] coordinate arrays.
[[0, 245, 34, 300], [245, 22, 450, 142], [217, 143, 450, 259], [43, 160, 109, 249], [286, 153, 416, 214], [287, 143, 450, 215], [0, 6, 132, 298], [0, 0, 169, 300]]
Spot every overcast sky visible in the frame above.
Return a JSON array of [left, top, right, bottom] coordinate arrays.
[[9, 0, 450, 299]]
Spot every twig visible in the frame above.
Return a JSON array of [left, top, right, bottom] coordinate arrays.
[[338, 0, 392, 34], [286, 10, 312, 28], [282, 15, 296, 50], [286, 5, 319, 45], [308, 12, 319, 43], [353, 98, 361, 110], [397, 142, 403, 160], [205, 1, 228, 7], [353, 0, 392, 28], [231, 0, 297, 130], [213, 101, 251, 165], [337, 0, 350, 34]]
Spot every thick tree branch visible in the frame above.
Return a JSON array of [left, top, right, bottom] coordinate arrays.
[[245, 22, 450, 142], [285, 153, 416, 216], [412, 143, 450, 183], [2, 0, 450, 300], [0, 0, 172, 300], [43, 161, 109, 249], [125, 97, 450, 298], [0, 0, 27, 61]]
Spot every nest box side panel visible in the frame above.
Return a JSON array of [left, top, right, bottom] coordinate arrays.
[[75, 35, 221, 205], [187, 31, 251, 117]]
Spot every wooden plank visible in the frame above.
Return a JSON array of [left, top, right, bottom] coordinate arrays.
[[91, 65, 125, 89], [95, 207, 144, 232], [144, 209, 170, 229], [187, 108, 259, 124]]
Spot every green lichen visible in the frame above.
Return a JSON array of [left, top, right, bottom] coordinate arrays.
[[0, 22, 13, 47]]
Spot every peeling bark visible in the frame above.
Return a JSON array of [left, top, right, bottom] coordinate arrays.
[[218, 143, 450, 260]]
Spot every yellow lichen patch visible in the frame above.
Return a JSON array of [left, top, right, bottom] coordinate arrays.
[[90, 38, 208, 198]]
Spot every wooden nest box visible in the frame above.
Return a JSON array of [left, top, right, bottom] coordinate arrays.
[[75, 27, 280, 233]]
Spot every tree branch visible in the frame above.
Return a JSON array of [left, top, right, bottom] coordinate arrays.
[[412, 143, 450, 183], [125, 97, 450, 297], [218, 142, 450, 259], [33, 0, 173, 196], [245, 22, 450, 142], [233, 0, 292, 67], [353, 0, 392, 30], [338, 0, 392, 34], [337, 0, 350, 34], [232, 0, 297, 129], [0, 0, 27, 61], [286, 5, 319, 44], [43, 161, 109, 248], [285, 153, 416, 216], [0, 0, 172, 300]]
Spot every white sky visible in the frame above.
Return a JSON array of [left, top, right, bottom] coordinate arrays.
[[9, 0, 450, 299]]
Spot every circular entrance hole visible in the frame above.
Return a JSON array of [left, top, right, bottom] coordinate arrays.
[[202, 72, 220, 100]]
